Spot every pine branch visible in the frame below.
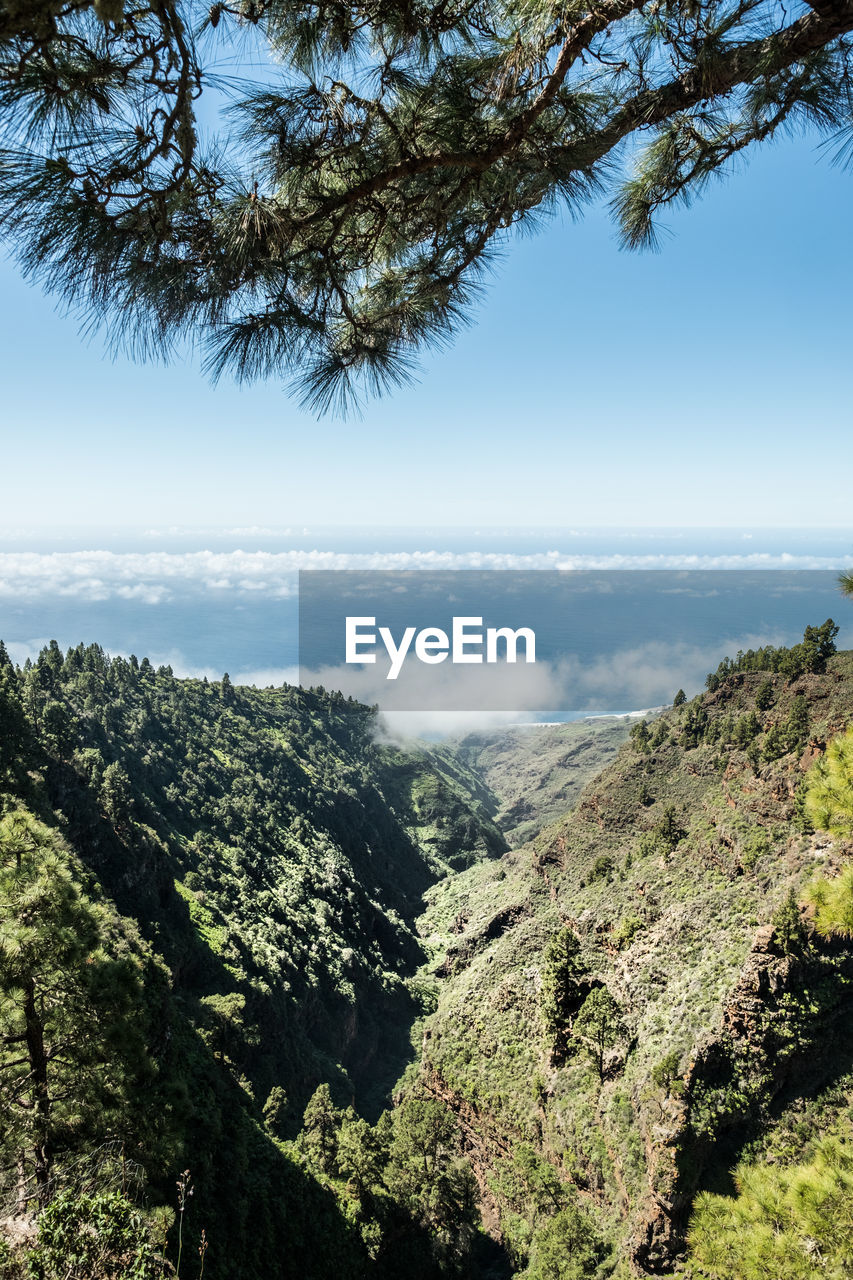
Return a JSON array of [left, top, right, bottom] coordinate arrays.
[[3, 0, 853, 410]]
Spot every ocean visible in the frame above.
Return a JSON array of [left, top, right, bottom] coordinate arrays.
[[1, 526, 851, 722]]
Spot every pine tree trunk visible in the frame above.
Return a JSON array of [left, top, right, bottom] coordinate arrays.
[[15, 1151, 28, 1215], [23, 978, 51, 1204]]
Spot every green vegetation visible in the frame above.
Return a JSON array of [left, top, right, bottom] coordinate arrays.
[[806, 867, 853, 940], [446, 720, 629, 847], [6, 4, 853, 410], [805, 724, 853, 837], [25, 1190, 162, 1280], [689, 1128, 853, 1279], [292, 1087, 480, 1276], [540, 929, 590, 1066], [3, 624, 853, 1277], [415, 627, 853, 1275], [705, 620, 838, 690], [0, 810, 150, 1210], [524, 1202, 608, 1280], [0, 640, 504, 1278], [572, 989, 625, 1084]]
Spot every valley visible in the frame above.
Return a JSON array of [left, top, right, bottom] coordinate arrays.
[[1, 625, 852, 1279]]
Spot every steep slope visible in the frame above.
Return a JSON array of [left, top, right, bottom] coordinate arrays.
[[415, 637, 853, 1277], [0, 641, 507, 1278], [443, 719, 631, 846], [4, 627, 853, 1280]]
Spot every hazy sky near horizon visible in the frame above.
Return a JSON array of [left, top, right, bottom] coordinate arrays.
[[2, 130, 851, 531]]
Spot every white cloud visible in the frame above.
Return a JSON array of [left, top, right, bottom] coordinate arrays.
[[133, 649, 299, 688], [299, 632, 786, 729], [5, 638, 53, 666], [0, 548, 848, 604]]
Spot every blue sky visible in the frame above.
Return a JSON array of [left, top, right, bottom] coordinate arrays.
[[1, 128, 851, 530]]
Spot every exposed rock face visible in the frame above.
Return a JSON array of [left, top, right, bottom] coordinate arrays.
[[436, 903, 531, 978], [632, 919, 853, 1273], [420, 655, 853, 1277]]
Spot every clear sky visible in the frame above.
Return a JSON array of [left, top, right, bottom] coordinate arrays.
[[1, 128, 850, 530]]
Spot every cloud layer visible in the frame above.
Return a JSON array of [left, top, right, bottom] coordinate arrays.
[[0, 548, 848, 604]]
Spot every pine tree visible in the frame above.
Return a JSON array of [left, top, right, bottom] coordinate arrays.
[[755, 679, 775, 712], [0, 663, 25, 771], [336, 1111, 387, 1205], [806, 865, 853, 939], [805, 726, 853, 836], [526, 1201, 608, 1280], [572, 988, 625, 1083], [387, 1095, 478, 1251], [300, 1083, 341, 1175], [688, 1133, 853, 1278], [784, 694, 810, 753], [3, 1, 853, 412], [541, 928, 588, 1065], [221, 673, 235, 706], [99, 762, 134, 830], [0, 811, 148, 1209]]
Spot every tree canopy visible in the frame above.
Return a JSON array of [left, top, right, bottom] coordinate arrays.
[[2, 0, 852, 411]]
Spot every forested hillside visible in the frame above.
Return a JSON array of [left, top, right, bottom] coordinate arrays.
[[2, 623, 853, 1279], [414, 621, 853, 1277], [445, 720, 630, 846], [0, 641, 505, 1279]]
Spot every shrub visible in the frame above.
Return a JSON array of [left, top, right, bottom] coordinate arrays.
[[651, 1050, 683, 1094], [612, 915, 642, 950], [588, 854, 614, 883], [27, 1190, 160, 1280], [525, 1201, 609, 1280]]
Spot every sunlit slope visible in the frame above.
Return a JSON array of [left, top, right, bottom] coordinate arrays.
[[417, 645, 853, 1275]]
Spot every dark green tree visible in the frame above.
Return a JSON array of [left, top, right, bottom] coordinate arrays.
[[3, 0, 853, 412], [221, 673, 235, 706], [387, 1095, 478, 1257], [656, 804, 686, 851], [682, 704, 709, 749], [0, 811, 148, 1210], [99, 762, 134, 830], [771, 889, 809, 955], [336, 1110, 388, 1205], [42, 700, 75, 763], [762, 723, 785, 761], [784, 694, 810, 753], [733, 711, 761, 749], [0, 663, 25, 772], [651, 1049, 683, 1093], [572, 988, 625, 1083], [801, 619, 839, 672], [300, 1083, 342, 1175], [540, 928, 588, 1065], [755, 679, 775, 711], [262, 1084, 289, 1140], [526, 1200, 608, 1280]]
